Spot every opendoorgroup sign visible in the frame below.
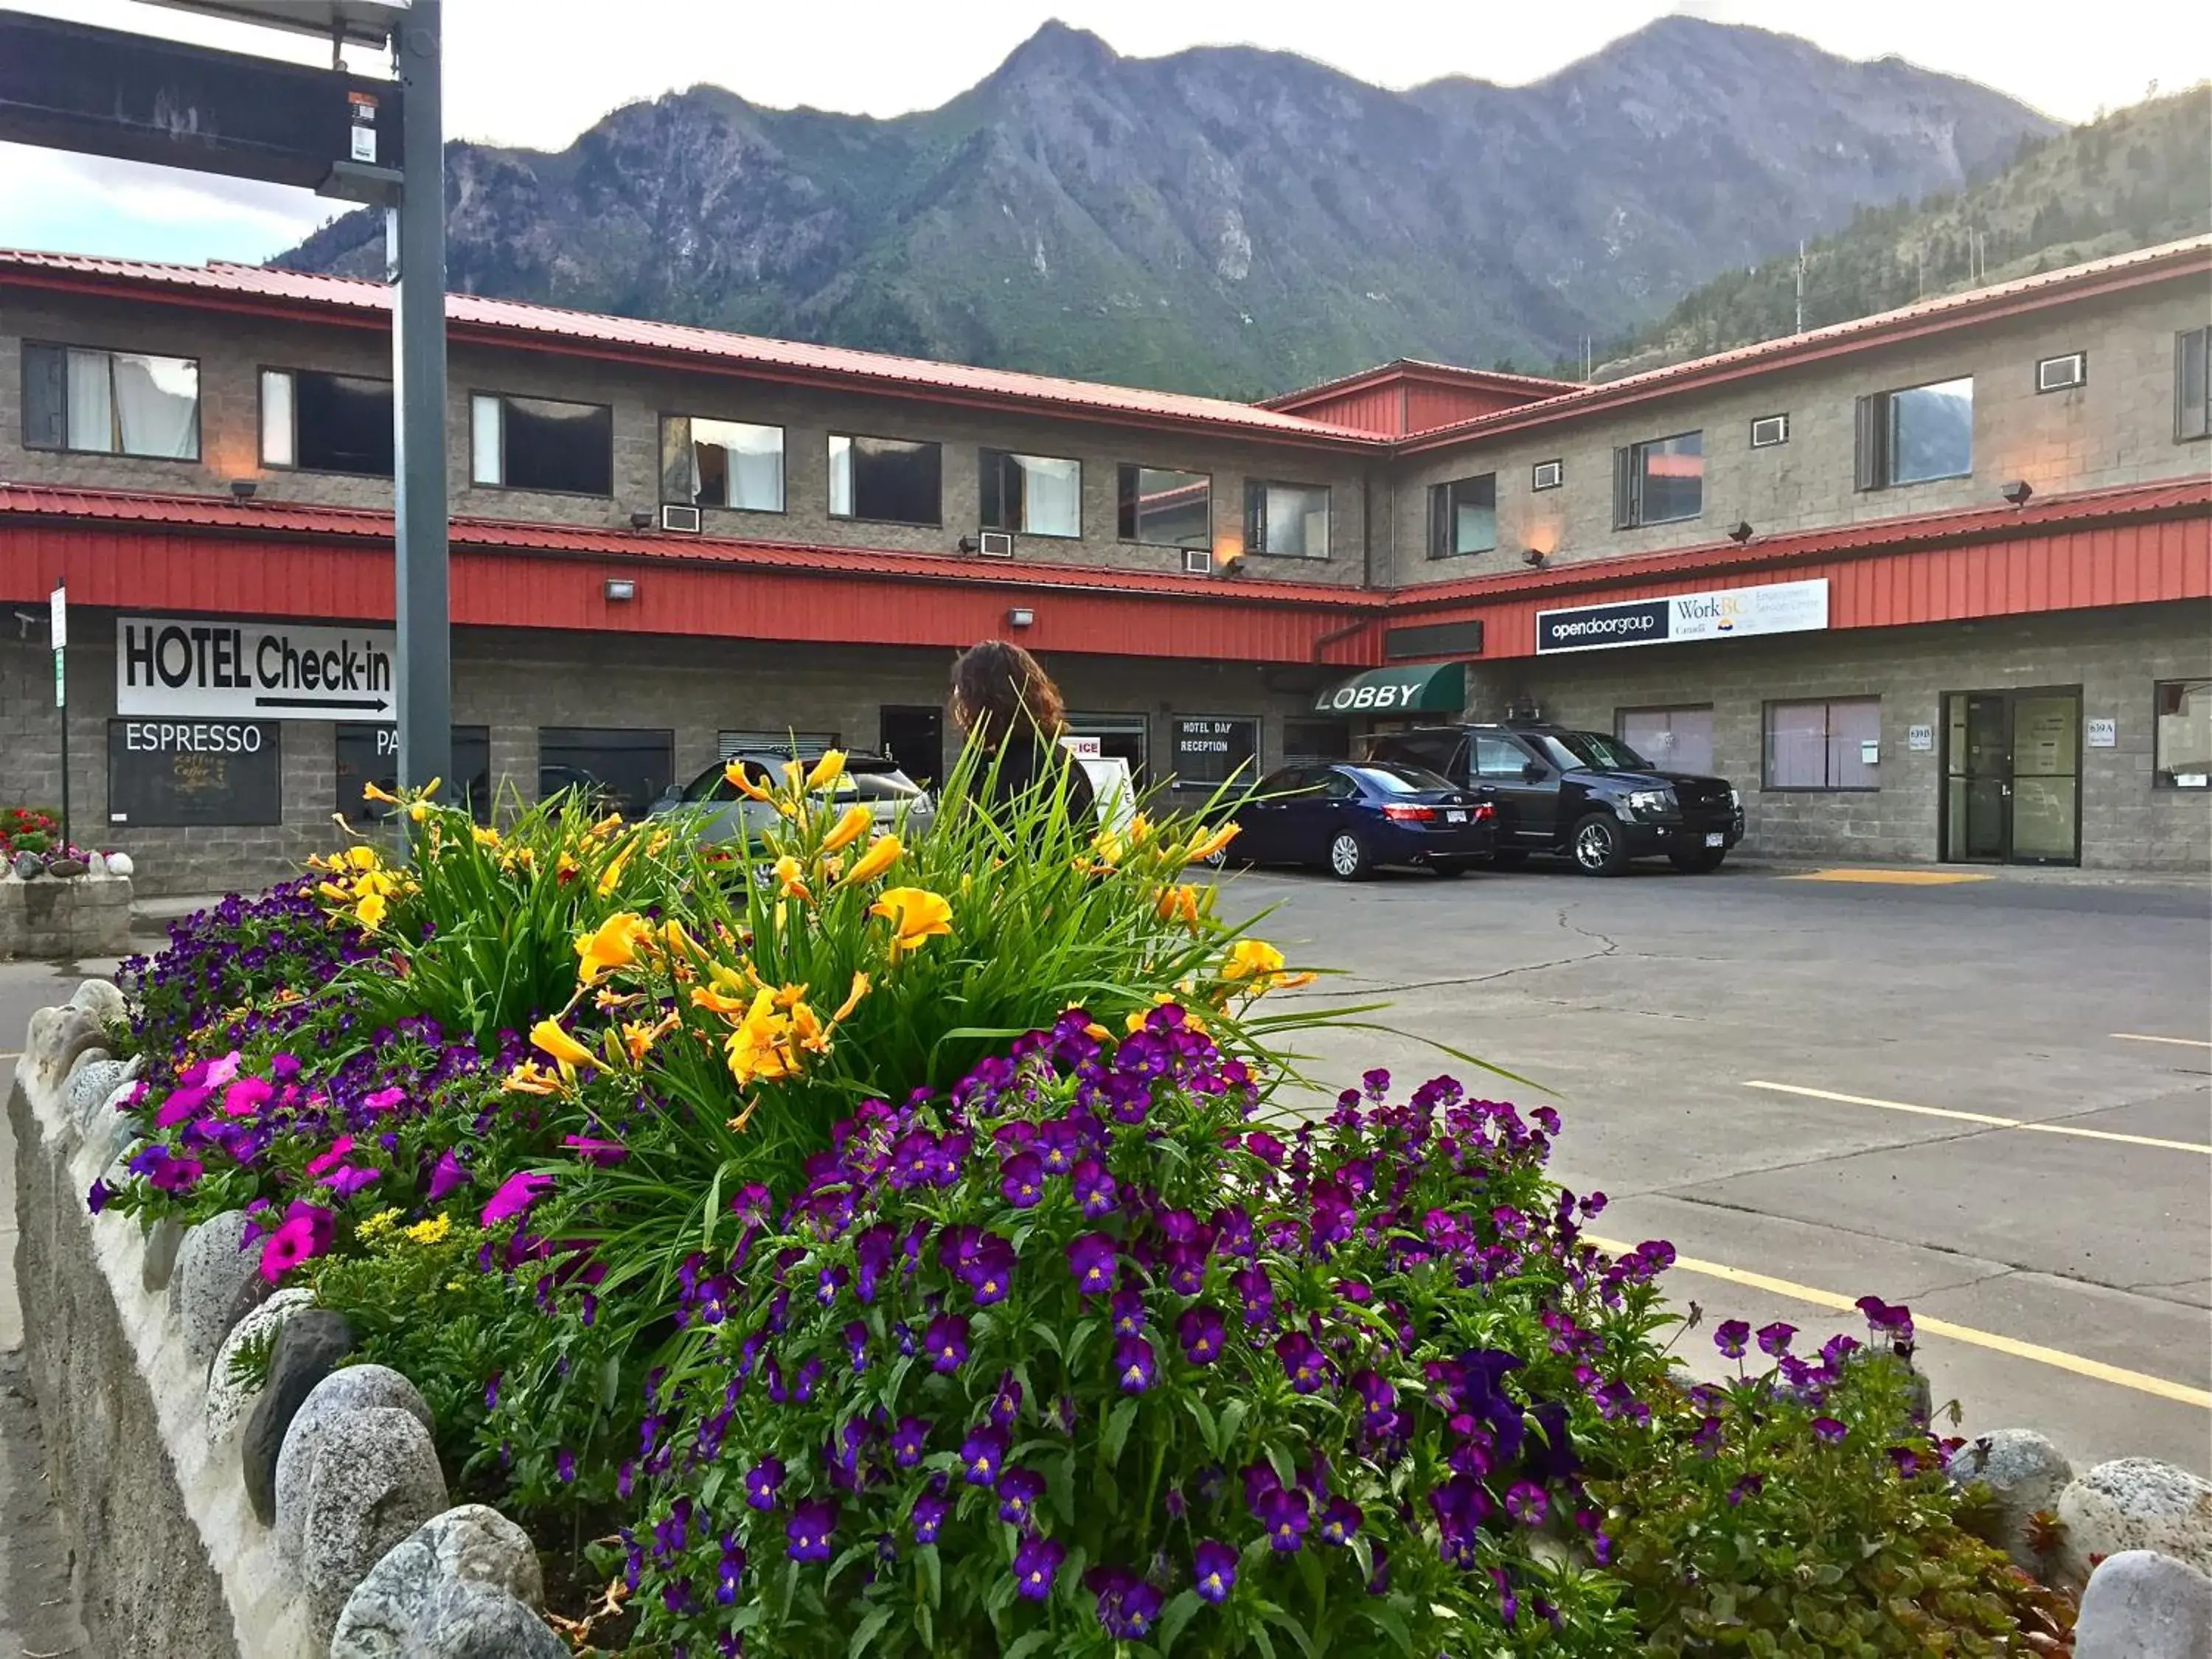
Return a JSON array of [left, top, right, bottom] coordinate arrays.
[[1534, 578, 1829, 655], [116, 614, 397, 720]]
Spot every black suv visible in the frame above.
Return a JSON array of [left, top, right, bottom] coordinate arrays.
[[1363, 723, 1744, 875]]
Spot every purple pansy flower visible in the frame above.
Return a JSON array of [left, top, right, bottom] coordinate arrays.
[[1256, 1486, 1310, 1553], [890, 1416, 929, 1467], [1193, 1540, 1237, 1603], [1072, 1158, 1118, 1217], [1177, 1305, 1226, 1366], [911, 1486, 950, 1543], [923, 1314, 971, 1374], [1756, 1321, 1797, 1357], [1113, 1335, 1158, 1394], [1012, 1534, 1064, 1600], [998, 1467, 1046, 1528], [1318, 1498, 1363, 1546], [960, 1425, 1009, 1487], [1714, 1318, 1751, 1359], [785, 1498, 837, 1562], [1811, 1416, 1847, 1445], [743, 1458, 785, 1511], [999, 1150, 1046, 1208], [1067, 1234, 1117, 1295]]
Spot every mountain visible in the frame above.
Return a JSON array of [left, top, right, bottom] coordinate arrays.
[[277, 17, 2057, 399], [1587, 83, 2211, 380]]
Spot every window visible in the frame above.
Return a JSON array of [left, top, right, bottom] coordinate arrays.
[[1612, 431, 1703, 528], [1245, 481, 1330, 558], [829, 434, 941, 525], [2155, 680, 2211, 787], [22, 343, 198, 459], [1531, 459, 1562, 491], [1282, 720, 1351, 765], [1373, 731, 1464, 776], [1169, 716, 1259, 789], [980, 449, 1082, 538], [538, 727, 673, 817], [2036, 352, 2087, 393], [1764, 698, 1880, 790], [1427, 473, 1497, 558], [260, 369, 393, 476], [2177, 329, 2211, 442], [470, 392, 613, 494], [337, 724, 490, 824], [1855, 377, 1973, 489], [1750, 414, 1790, 448], [661, 415, 784, 512], [1618, 706, 1714, 776], [1116, 466, 1211, 548]]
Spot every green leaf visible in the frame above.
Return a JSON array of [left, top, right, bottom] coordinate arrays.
[[1183, 1395, 1220, 1459], [847, 1604, 897, 1658], [1104, 1397, 1140, 1468], [916, 1543, 942, 1610], [1002, 1633, 1055, 1659], [1360, 1604, 1415, 1658], [1158, 1588, 1203, 1657], [1260, 1605, 1320, 1659]]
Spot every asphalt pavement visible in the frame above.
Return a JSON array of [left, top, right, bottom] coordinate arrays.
[[1230, 857, 2212, 1473]]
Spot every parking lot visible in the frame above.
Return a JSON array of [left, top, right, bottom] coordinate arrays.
[[1228, 858, 2212, 1472]]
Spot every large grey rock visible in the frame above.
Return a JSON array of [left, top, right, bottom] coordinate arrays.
[[329, 1505, 544, 1658], [206, 1287, 315, 1447], [141, 1216, 187, 1292], [170, 1210, 259, 1367], [12, 850, 44, 880], [275, 1365, 434, 1563], [243, 1310, 355, 1523], [2074, 1550, 2212, 1658], [1947, 1428, 2073, 1571], [2060, 1460, 2212, 1584], [403, 1578, 566, 1659], [23, 1004, 102, 1089], [66, 1055, 136, 1138], [300, 1408, 449, 1639], [46, 856, 88, 879], [105, 850, 135, 877], [69, 975, 126, 1023]]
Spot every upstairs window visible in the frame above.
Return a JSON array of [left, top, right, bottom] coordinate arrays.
[[1613, 431, 1703, 527], [1427, 473, 1497, 558], [2177, 328, 2211, 442], [1116, 465, 1211, 548], [979, 449, 1082, 538], [22, 343, 199, 459], [1855, 376, 1973, 489], [470, 392, 613, 495], [661, 414, 784, 512], [830, 434, 941, 526], [1245, 480, 1330, 558], [260, 368, 393, 476]]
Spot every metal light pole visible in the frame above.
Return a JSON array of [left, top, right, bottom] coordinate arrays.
[[389, 0, 451, 794]]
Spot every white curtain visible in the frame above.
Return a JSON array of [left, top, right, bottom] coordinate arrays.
[[260, 369, 295, 468], [471, 394, 503, 484], [829, 436, 854, 517], [65, 349, 111, 452], [112, 353, 198, 459], [726, 428, 783, 512], [1020, 456, 1080, 535]]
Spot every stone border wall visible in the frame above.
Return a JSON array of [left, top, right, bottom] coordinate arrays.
[[0, 872, 132, 959], [7, 985, 552, 1658]]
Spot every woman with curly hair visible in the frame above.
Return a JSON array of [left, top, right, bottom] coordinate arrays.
[[948, 639, 1098, 832]]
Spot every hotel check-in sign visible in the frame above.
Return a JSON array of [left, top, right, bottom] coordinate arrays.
[[116, 615, 398, 721]]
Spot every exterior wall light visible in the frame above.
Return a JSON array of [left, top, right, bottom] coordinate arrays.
[[1728, 521, 1754, 543], [630, 511, 654, 529], [2001, 480, 2034, 507], [229, 479, 257, 500], [605, 579, 637, 602], [1521, 548, 1547, 568], [1007, 607, 1036, 629]]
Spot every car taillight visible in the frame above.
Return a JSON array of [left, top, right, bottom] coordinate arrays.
[[1472, 802, 1495, 821], [1381, 804, 1438, 822]]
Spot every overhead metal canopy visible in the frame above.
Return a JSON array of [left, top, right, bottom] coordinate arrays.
[[1311, 661, 1468, 717], [141, 0, 409, 51]]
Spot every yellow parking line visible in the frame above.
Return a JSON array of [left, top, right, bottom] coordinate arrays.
[[2112, 1032, 2212, 1050], [1585, 1235, 2212, 1409], [1745, 1079, 2211, 1155], [1781, 869, 1992, 885]]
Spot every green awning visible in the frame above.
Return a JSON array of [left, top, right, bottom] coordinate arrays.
[[1310, 661, 1466, 717]]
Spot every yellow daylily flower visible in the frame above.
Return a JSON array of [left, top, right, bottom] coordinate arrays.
[[1220, 938, 1285, 983], [870, 887, 954, 957], [472, 824, 501, 846], [1126, 813, 1154, 844], [621, 1014, 675, 1063], [317, 880, 352, 904], [354, 891, 389, 931], [407, 800, 431, 823], [805, 750, 848, 792], [725, 987, 799, 1088], [723, 762, 776, 802], [597, 838, 637, 897], [789, 1000, 832, 1056], [362, 780, 400, 805], [504, 1059, 563, 1095], [1155, 884, 1203, 930], [690, 984, 754, 1016], [832, 972, 870, 1023], [575, 912, 650, 986], [771, 981, 810, 1010], [1182, 821, 1241, 863], [662, 918, 706, 959], [771, 855, 813, 902], [346, 844, 382, 871], [531, 1018, 599, 1071], [841, 834, 904, 886], [820, 803, 873, 855]]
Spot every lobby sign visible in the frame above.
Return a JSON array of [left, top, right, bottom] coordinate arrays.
[[1535, 579, 1829, 655], [117, 615, 396, 720]]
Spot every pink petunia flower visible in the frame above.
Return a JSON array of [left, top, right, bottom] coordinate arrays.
[[561, 1135, 630, 1166], [259, 1204, 334, 1282], [154, 1085, 212, 1129], [305, 1136, 355, 1177], [220, 1076, 274, 1118], [481, 1171, 554, 1228], [363, 1085, 407, 1114], [426, 1149, 467, 1201], [204, 1051, 243, 1088]]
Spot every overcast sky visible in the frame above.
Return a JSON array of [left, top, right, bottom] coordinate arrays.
[[1, 0, 2202, 267]]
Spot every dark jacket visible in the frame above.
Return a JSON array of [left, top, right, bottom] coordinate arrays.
[[986, 731, 1098, 832]]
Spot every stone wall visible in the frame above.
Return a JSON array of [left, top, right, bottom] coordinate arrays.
[[0, 873, 133, 960]]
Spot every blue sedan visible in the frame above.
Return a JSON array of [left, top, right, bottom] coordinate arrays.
[[1224, 762, 1498, 880]]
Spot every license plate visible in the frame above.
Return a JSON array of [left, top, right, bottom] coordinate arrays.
[[1704, 832, 1725, 847], [1446, 810, 1467, 823]]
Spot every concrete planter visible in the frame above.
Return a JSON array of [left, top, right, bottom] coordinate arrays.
[[7, 981, 554, 1658], [1, 871, 133, 959]]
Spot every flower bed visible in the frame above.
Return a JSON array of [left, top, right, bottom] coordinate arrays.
[[88, 753, 2069, 1655]]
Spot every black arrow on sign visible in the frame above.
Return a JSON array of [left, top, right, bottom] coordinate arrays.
[[253, 695, 393, 712]]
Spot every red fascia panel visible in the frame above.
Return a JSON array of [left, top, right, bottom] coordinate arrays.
[[1387, 514, 2211, 661]]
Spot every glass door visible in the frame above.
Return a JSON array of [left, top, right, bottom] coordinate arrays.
[[1941, 689, 2080, 866]]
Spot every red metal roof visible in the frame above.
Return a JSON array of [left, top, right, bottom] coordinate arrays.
[[1259, 358, 1578, 425], [1399, 234, 2212, 453], [0, 249, 1379, 447]]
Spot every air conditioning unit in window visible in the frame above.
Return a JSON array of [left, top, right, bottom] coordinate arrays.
[[1183, 548, 1213, 576], [660, 504, 702, 533], [2037, 352, 2087, 392], [1531, 459, 1563, 491], [976, 530, 1015, 557], [1750, 414, 1790, 448]]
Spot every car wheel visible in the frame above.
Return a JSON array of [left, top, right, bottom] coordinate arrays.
[[1326, 830, 1374, 881], [1570, 813, 1629, 876], [1486, 849, 1529, 869], [1669, 847, 1727, 874]]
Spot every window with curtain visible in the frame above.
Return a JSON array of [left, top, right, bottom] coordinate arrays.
[[1764, 698, 1879, 790], [1612, 431, 1703, 527], [2154, 680, 2211, 787], [470, 392, 613, 494], [1427, 473, 1497, 557], [22, 342, 199, 459], [829, 434, 942, 525], [2177, 329, 2211, 442], [979, 449, 1082, 538], [1116, 465, 1211, 548], [1855, 377, 1974, 488], [260, 368, 394, 476], [1617, 706, 1714, 776], [1245, 481, 1330, 558], [660, 414, 785, 512]]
